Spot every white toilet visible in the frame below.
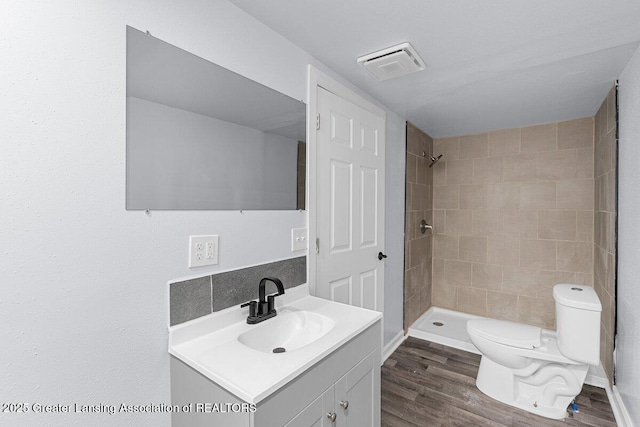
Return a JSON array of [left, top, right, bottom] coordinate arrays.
[[466, 284, 602, 419]]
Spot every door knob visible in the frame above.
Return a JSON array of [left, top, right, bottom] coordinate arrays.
[[378, 252, 387, 260], [339, 400, 349, 409], [327, 412, 337, 422]]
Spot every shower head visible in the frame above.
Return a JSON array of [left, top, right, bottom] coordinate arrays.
[[427, 154, 443, 168]]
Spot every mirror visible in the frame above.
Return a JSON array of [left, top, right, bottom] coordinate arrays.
[[126, 26, 306, 210]]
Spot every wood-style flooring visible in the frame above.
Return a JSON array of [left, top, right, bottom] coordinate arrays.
[[381, 337, 617, 427]]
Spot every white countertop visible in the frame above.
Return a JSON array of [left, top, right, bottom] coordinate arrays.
[[168, 284, 382, 404]]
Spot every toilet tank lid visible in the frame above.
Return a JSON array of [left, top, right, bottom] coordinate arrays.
[[553, 284, 602, 311], [467, 319, 541, 349]]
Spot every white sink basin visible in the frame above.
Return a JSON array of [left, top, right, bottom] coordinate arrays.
[[168, 285, 382, 403], [238, 309, 335, 353]]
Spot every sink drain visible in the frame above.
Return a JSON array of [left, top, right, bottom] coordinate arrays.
[[432, 321, 444, 327], [273, 347, 286, 353]]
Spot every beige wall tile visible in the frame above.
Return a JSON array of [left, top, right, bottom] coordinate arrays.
[[432, 277, 456, 310], [557, 117, 594, 150], [594, 102, 603, 143], [433, 160, 446, 186], [557, 241, 593, 273], [432, 209, 445, 235], [520, 182, 557, 210], [488, 128, 521, 157], [446, 159, 474, 185], [433, 185, 459, 209], [502, 266, 539, 297], [504, 210, 537, 238], [416, 155, 428, 185], [444, 260, 472, 286], [433, 234, 459, 259], [538, 210, 577, 241], [409, 236, 430, 268], [459, 133, 488, 159], [535, 270, 576, 298], [445, 209, 472, 236], [406, 153, 417, 183], [459, 236, 488, 263], [472, 209, 503, 237], [537, 149, 577, 180], [576, 147, 594, 179], [487, 291, 518, 321], [459, 184, 487, 209], [433, 137, 459, 160], [472, 263, 502, 291], [432, 258, 445, 286], [488, 236, 520, 266], [576, 211, 594, 242], [473, 156, 504, 184], [556, 179, 594, 211], [604, 171, 616, 213], [595, 130, 613, 177], [518, 296, 555, 329], [504, 153, 538, 182], [521, 123, 557, 153], [457, 287, 487, 316], [574, 273, 593, 286], [520, 239, 557, 270], [487, 182, 520, 210]]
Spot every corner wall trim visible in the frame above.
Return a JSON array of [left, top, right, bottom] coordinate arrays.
[[382, 330, 407, 363], [606, 384, 635, 427]]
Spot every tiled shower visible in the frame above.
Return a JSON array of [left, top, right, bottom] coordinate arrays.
[[404, 86, 618, 383]]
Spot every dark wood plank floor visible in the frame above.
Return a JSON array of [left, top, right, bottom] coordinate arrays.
[[381, 337, 617, 427]]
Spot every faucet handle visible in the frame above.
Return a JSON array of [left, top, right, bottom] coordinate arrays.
[[240, 300, 257, 318]]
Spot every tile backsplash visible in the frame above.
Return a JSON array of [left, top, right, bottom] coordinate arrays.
[[169, 256, 306, 326]]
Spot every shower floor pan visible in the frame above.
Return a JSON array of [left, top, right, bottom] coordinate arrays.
[[408, 307, 482, 354]]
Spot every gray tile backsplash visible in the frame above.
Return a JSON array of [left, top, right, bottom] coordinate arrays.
[[169, 276, 212, 326], [169, 256, 306, 326]]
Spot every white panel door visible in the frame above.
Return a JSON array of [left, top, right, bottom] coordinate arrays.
[[316, 87, 385, 314]]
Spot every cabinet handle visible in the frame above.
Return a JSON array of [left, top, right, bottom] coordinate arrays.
[[339, 400, 349, 410], [327, 412, 337, 422]]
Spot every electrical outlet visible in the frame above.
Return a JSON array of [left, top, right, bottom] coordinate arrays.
[[189, 235, 219, 267], [291, 228, 308, 252]]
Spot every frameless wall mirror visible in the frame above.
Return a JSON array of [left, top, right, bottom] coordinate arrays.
[[126, 26, 306, 210]]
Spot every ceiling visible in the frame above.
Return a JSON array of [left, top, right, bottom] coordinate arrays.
[[228, 0, 640, 138]]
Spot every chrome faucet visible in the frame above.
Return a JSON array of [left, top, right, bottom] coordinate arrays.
[[240, 277, 285, 324]]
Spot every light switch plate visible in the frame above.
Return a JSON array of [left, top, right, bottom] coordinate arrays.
[[189, 235, 219, 267], [291, 228, 308, 252]]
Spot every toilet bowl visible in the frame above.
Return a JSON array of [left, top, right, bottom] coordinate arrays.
[[467, 284, 602, 419]]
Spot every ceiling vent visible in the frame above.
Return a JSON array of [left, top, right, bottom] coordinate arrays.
[[357, 42, 425, 81]]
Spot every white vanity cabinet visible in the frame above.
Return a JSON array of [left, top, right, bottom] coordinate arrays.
[[170, 320, 381, 427], [285, 351, 376, 427]]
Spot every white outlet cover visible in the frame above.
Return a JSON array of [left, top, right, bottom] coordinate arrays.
[[189, 235, 219, 267], [291, 228, 308, 252]]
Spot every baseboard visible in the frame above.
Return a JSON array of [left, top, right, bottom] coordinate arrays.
[[585, 362, 609, 388], [606, 384, 635, 427], [382, 330, 406, 362]]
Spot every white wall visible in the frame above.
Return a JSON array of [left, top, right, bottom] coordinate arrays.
[[0, 1, 405, 426], [127, 97, 298, 210], [617, 44, 640, 425]]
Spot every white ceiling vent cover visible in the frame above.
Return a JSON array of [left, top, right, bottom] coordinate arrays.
[[357, 42, 425, 81]]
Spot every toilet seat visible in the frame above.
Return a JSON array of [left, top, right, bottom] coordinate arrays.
[[467, 319, 541, 349]]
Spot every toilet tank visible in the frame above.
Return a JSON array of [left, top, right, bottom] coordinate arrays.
[[553, 284, 602, 365]]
